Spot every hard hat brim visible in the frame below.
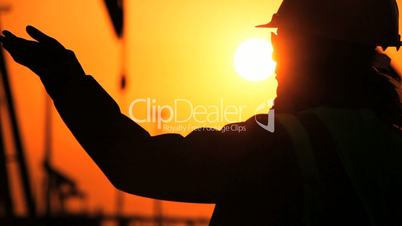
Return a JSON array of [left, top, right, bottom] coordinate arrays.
[[255, 21, 275, 28]]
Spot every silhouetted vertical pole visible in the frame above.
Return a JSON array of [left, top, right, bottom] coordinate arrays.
[[116, 12, 126, 223], [0, 108, 14, 216], [154, 200, 163, 226], [0, 5, 14, 217], [103, 0, 126, 219], [0, 6, 37, 216], [43, 94, 53, 215]]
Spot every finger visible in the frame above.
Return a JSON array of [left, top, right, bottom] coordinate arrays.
[[26, 25, 61, 46], [2, 39, 37, 54], [0, 33, 14, 49], [0, 35, 9, 48], [2, 30, 17, 38], [1, 31, 21, 49], [1, 32, 37, 47], [0, 35, 6, 49], [0, 34, 39, 60], [1, 30, 33, 47]]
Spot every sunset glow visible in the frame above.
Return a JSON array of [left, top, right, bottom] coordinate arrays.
[[234, 38, 276, 82], [3, 0, 401, 221]]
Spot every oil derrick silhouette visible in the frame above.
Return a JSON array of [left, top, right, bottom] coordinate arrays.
[[0, 1, 210, 225]]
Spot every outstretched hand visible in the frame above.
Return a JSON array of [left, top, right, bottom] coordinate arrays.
[[0, 25, 85, 80]]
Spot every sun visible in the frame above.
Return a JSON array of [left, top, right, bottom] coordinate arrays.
[[234, 38, 276, 82]]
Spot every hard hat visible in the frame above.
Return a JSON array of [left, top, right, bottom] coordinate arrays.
[[256, 0, 402, 50]]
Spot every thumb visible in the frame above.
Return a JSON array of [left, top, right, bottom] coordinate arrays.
[[26, 25, 63, 47]]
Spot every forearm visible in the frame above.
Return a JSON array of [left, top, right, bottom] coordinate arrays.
[[43, 73, 152, 183], [45, 74, 150, 145], [42, 73, 223, 203]]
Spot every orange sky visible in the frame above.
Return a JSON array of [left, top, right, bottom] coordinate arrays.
[[1, 0, 401, 219]]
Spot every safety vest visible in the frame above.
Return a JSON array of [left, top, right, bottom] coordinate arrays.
[[278, 107, 402, 226]]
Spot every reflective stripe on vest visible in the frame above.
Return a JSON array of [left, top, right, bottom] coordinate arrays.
[[277, 114, 321, 226]]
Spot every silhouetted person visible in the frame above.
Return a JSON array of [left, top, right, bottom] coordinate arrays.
[[1, 0, 402, 225]]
